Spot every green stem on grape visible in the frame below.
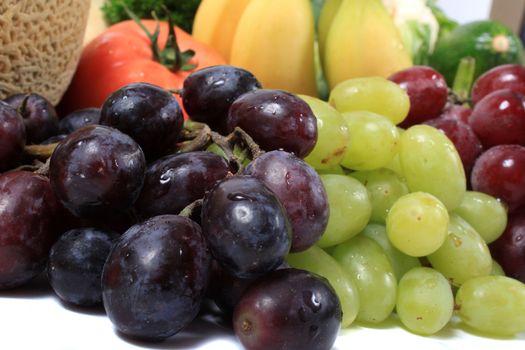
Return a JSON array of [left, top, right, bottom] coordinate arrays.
[[179, 198, 203, 218], [451, 56, 476, 106], [176, 121, 212, 153]]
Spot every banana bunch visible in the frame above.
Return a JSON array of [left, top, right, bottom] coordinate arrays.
[[193, 0, 318, 97]]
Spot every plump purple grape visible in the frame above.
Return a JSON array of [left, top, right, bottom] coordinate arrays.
[[182, 65, 261, 133], [41, 134, 67, 145], [0, 171, 62, 289], [388, 66, 448, 128], [49, 125, 146, 218], [102, 215, 210, 341], [471, 64, 525, 105], [100, 83, 183, 159], [4, 93, 58, 144], [135, 151, 231, 219], [471, 144, 525, 212], [440, 104, 472, 124], [226, 89, 317, 158], [469, 89, 525, 148], [244, 150, 329, 252], [490, 209, 525, 283], [47, 228, 119, 306], [0, 101, 26, 171], [424, 117, 483, 176], [233, 268, 342, 350], [58, 108, 100, 134], [201, 175, 291, 279]]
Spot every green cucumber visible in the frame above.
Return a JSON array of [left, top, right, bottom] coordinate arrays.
[[429, 20, 524, 86]]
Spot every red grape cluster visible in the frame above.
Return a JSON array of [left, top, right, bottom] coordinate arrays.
[[0, 65, 341, 349]]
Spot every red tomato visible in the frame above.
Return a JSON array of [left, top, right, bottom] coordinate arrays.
[[58, 20, 226, 118]]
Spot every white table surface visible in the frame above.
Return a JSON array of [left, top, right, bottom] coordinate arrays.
[[1, 275, 523, 350]]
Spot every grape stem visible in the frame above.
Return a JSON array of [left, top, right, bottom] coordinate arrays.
[[179, 199, 203, 218], [450, 56, 476, 106], [24, 143, 57, 160]]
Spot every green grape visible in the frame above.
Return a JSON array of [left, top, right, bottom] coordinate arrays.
[[340, 111, 400, 171], [360, 224, 421, 279], [299, 95, 350, 170], [427, 214, 492, 286], [396, 267, 454, 335], [456, 275, 525, 336], [328, 77, 410, 125], [384, 153, 404, 177], [316, 164, 346, 175], [317, 174, 372, 247], [386, 192, 449, 257], [332, 235, 397, 324], [453, 191, 508, 244], [491, 259, 505, 276], [286, 245, 360, 328], [399, 125, 466, 211], [351, 168, 409, 224]]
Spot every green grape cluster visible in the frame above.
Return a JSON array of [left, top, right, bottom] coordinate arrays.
[[294, 78, 525, 338]]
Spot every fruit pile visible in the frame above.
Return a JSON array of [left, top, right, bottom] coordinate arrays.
[[1, 60, 525, 350]]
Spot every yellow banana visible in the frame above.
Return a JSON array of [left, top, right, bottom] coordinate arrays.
[[323, 0, 412, 89], [230, 0, 318, 96], [318, 0, 341, 59], [192, 0, 252, 61]]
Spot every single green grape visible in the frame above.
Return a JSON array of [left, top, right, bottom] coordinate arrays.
[[316, 164, 346, 175], [396, 267, 454, 335], [360, 224, 421, 280], [328, 77, 410, 125], [491, 259, 505, 276], [299, 95, 350, 170], [386, 192, 449, 257], [317, 174, 372, 247], [456, 275, 525, 336], [340, 111, 400, 171], [286, 245, 360, 328], [351, 168, 409, 224], [427, 214, 492, 286], [453, 191, 508, 243], [332, 235, 397, 324], [399, 125, 466, 211]]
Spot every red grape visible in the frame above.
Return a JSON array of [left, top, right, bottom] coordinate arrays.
[[440, 104, 472, 124], [388, 66, 448, 128], [471, 145, 525, 212], [0, 101, 26, 171], [472, 64, 525, 105]]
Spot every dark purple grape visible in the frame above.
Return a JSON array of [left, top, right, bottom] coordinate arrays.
[[135, 151, 231, 219], [58, 108, 100, 134], [47, 228, 119, 306], [388, 66, 448, 128], [182, 65, 261, 133], [0, 101, 26, 171], [233, 268, 341, 350], [0, 171, 62, 289], [100, 83, 183, 159], [226, 89, 317, 158], [4, 93, 58, 144], [49, 125, 146, 218], [41, 134, 67, 145], [102, 215, 210, 341], [244, 151, 329, 252], [201, 175, 291, 279], [490, 209, 525, 283]]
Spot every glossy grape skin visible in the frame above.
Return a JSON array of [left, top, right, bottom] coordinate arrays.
[[440, 105, 472, 124], [201, 175, 291, 278], [455, 275, 525, 336], [49, 125, 146, 218], [424, 117, 483, 176], [243, 150, 329, 252], [226, 89, 317, 158], [490, 209, 525, 283], [470, 145, 525, 213], [471, 64, 525, 105], [388, 66, 448, 128], [182, 65, 261, 133], [469, 89, 525, 148], [0, 101, 26, 171], [47, 228, 119, 306], [4, 93, 58, 144], [58, 108, 101, 134], [233, 268, 341, 350], [0, 171, 62, 289], [135, 151, 230, 219], [102, 215, 210, 341], [100, 83, 183, 159]]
